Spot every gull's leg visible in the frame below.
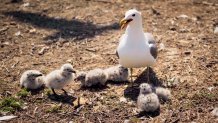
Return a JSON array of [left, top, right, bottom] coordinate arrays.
[[62, 88, 68, 95], [130, 68, 133, 86], [52, 88, 58, 96], [147, 67, 150, 83]]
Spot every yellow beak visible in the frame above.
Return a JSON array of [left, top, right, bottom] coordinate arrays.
[[120, 18, 133, 29]]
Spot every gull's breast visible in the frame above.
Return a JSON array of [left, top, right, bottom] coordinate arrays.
[[118, 40, 155, 68]]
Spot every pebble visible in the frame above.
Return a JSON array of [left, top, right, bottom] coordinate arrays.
[[214, 27, 218, 34], [211, 108, 218, 117]]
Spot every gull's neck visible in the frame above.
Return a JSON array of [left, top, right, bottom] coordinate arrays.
[[126, 23, 144, 36]]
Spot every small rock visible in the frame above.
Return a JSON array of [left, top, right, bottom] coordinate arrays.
[[166, 77, 180, 87], [66, 59, 74, 64], [159, 43, 165, 50], [23, 3, 30, 7], [14, 31, 21, 36], [38, 47, 49, 55], [3, 42, 10, 45], [22, 106, 28, 110], [177, 14, 189, 19], [211, 108, 218, 117], [29, 28, 36, 34], [119, 97, 127, 103], [208, 87, 214, 91], [124, 119, 130, 123], [214, 27, 218, 34], [179, 28, 188, 33]]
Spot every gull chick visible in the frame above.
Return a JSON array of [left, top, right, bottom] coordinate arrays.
[[137, 83, 160, 112], [104, 65, 129, 82], [75, 69, 108, 87], [45, 63, 76, 95], [20, 70, 44, 90], [117, 9, 158, 84], [155, 87, 171, 102]]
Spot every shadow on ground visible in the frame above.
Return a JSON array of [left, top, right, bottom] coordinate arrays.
[[78, 84, 109, 92], [27, 86, 45, 95], [3, 11, 119, 42], [48, 94, 76, 105], [136, 107, 160, 118], [124, 67, 163, 101]]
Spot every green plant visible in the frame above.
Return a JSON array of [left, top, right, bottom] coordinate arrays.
[[46, 104, 62, 113], [44, 89, 51, 95], [17, 88, 29, 98], [0, 97, 23, 113]]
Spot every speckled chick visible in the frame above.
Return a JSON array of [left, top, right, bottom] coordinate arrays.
[[154, 87, 171, 102], [104, 65, 129, 82], [137, 83, 160, 112], [76, 69, 108, 87], [20, 70, 44, 90], [45, 63, 76, 95]]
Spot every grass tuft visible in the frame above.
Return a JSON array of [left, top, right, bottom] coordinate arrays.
[[46, 104, 62, 113], [44, 89, 52, 95], [0, 97, 23, 113], [17, 88, 29, 98]]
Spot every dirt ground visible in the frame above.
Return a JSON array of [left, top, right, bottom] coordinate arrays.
[[0, 0, 218, 122]]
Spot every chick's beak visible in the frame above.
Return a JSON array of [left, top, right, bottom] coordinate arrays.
[[70, 70, 76, 73], [36, 74, 43, 77], [120, 18, 133, 29]]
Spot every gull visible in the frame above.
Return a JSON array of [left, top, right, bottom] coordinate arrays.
[[137, 83, 160, 112], [154, 87, 171, 102], [20, 70, 44, 90], [104, 65, 129, 82], [75, 68, 108, 87], [117, 9, 158, 84], [45, 63, 76, 96]]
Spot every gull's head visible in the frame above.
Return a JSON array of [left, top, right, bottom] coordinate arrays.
[[120, 9, 142, 29], [75, 72, 86, 82], [139, 83, 152, 94], [27, 70, 43, 80], [61, 63, 76, 74]]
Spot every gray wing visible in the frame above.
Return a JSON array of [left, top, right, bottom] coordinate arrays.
[[145, 33, 158, 59]]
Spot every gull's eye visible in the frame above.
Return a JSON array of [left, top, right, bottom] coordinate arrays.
[[132, 14, 135, 17]]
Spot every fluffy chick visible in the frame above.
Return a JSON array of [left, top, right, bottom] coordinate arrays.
[[137, 83, 160, 112], [154, 87, 171, 102], [20, 70, 44, 90], [45, 63, 76, 95], [76, 69, 107, 87], [104, 65, 129, 82]]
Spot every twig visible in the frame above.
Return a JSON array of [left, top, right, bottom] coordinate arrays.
[[92, 0, 113, 3], [85, 48, 97, 52], [97, 117, 102, 123], [33, 107, 38, 116], [1, 61, 9, 73], [11, 61, 19, 68]]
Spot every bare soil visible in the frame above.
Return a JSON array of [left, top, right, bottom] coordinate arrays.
[[0, 0, 218, 122]]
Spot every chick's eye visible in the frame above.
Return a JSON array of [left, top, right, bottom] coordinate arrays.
[[132, 14, 135, 17]]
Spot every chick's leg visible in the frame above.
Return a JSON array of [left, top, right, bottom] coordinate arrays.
[[130, 68, 133, 86], [62, 88, 68, 95]]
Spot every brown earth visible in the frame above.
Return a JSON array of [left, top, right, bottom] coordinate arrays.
[[0, 0, 218, 122]]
